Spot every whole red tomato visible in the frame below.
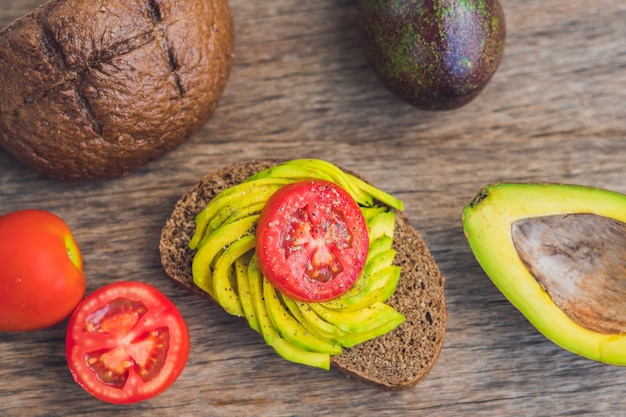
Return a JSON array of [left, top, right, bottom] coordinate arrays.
[[0, 209, 86, 331]]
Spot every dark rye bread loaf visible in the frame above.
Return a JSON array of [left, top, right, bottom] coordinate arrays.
[[159, 160, 447, 389], [0, 0, 233, 180]]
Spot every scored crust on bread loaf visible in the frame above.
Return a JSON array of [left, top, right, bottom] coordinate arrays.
[[0, 0, 233, 180], [159, 160, 447, 389]]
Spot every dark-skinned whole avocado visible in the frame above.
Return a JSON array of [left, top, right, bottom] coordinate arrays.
[[462, 183, 626, 365], [358, 0, 506, 111]]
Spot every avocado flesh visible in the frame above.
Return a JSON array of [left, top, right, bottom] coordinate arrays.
[[189, 159, 406, 369], [463, 183, 626, 365]]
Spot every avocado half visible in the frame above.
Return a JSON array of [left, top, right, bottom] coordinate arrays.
[[462, 182, 626, 365]]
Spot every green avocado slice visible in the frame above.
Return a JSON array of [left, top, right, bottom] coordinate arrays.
[[190, 159, 406, 369], [462, 182, 626, 365]]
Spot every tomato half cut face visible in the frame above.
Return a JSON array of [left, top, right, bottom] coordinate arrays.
[[66, 281, 190, 404], [256, 180, 369, 302]]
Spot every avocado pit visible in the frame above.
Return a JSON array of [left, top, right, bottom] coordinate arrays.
[[512, 214, 626, 334]]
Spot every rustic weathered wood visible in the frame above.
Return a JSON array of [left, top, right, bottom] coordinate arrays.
[[1, 0, 625, 415]]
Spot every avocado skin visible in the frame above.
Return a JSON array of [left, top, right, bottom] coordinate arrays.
[[358, 0, 506, 111]]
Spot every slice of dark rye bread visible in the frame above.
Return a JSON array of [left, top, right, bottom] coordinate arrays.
[[159, 160, 447, 389]]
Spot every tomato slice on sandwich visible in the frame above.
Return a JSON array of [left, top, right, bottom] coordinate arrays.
[[256, 180, 369, 302]]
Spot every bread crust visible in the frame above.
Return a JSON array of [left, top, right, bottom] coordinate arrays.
[[159, 160, 447, 389], [0, 0, 234, 180]]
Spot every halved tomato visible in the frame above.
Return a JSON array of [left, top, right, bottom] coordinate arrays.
[[66, 281, 190, 404], [256, 180, 369, 302]]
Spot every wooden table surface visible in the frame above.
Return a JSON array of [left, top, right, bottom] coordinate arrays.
[[1, 0, 625, 415]]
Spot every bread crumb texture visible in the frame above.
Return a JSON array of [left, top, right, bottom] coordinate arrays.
[[331, 214, 446, 389]]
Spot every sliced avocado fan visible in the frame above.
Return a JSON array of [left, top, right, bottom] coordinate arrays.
[[462, 182, 626, 365]]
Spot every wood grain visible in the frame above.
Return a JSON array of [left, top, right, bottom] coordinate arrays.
[[1, 0, 625, 415]]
